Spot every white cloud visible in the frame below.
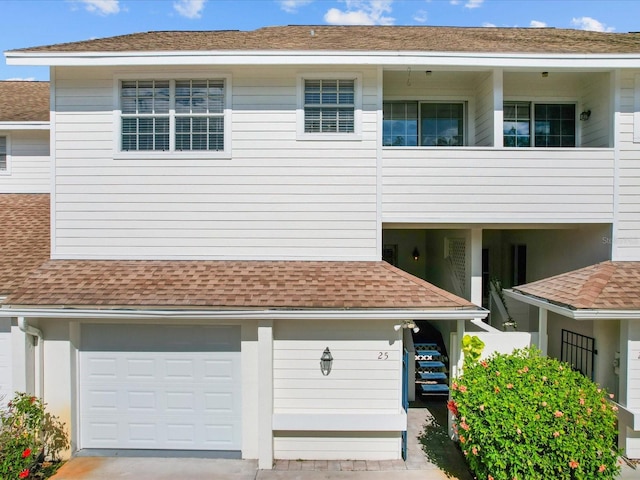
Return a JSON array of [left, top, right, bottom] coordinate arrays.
[[324, 0, 394, 26], [530, 20, 547, 28], [482, 22, 497, 28], [4, 77, 36, 81], [174, 0, 206, 19], [413, 9, 428, 23], [464, 0, 483, 9], [79, 0, 120, 15], [279, 0, 313, 13], [571, 16, 614, 32]]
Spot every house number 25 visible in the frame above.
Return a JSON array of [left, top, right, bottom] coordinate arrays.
[[378, 352, 389, 360]]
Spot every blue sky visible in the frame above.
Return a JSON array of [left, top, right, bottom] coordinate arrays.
[[2, 0, 638, 81]]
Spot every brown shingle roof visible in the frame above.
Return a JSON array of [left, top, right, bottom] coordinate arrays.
[[5, 259, 476, 311], [513, 261, 640, 310], [9, 26, 640, 55], [0, 81, 49, 122], [0, 194, 50, 296]]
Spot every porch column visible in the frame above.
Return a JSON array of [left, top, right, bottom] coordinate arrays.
[[618, 319, 640, 458], [258, 320, 274, 469], [470, 228, 483, 306], [537, 308, 548, 355]]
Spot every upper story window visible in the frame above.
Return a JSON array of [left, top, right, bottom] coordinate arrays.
[[0, 136, 7, 171], [504, 102, 576, 147], [304, 79, 355, 133], [119, 78, 228, 154], [383, 101, 465, 147]]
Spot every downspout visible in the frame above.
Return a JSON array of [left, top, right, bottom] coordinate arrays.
[[18, 317, 43, 398]]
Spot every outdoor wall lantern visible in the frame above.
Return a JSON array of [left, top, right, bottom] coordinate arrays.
[[320, 347, 333, 376], [580, 110, 592, 121], [412, 247, 420, 261], [394, 320, 421, 334]]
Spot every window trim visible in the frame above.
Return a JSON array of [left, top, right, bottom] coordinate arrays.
[[503, 99, 579, 148], [113, 72, 232, 159], [382, 99, 468, 147], [0, 133, 11, 175], [296, 72, 363, 141]]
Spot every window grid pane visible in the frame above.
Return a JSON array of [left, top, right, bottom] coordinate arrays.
[[504, 102, 531, 147], [420, 102, 464, 146], [0, 136, 6, 170], [383, 102, 418, 146], [121, 79, 225, 152], [304, 79, 355, 133], [534, 103, 576, 148]]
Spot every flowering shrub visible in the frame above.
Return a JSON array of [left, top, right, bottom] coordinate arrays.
[[449, 347, 620, 480], [0, 392, 69, 479]]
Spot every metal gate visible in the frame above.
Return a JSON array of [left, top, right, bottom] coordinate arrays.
[[560, 329, 596, 380]]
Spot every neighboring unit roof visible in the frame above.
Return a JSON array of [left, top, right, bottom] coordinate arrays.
[[0, 81, 49, 122], [8, 26, 640, 55], [513, 261, 640, 310], [0, 194, 50, 296], [5, 260, 476, 311]]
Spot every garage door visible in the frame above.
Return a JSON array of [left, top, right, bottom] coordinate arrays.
[[79, 324, 241, 451]]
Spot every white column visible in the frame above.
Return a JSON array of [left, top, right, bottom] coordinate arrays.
[[257, 320, 274, 469], [538, 308, 548, 355], [493, 68, 504, 148], [470, 228, 483, 306]]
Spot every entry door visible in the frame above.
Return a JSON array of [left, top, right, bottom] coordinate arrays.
[[79, 324, 241, 450]]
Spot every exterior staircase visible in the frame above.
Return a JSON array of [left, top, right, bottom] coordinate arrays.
[[414, 343, 449, 395]]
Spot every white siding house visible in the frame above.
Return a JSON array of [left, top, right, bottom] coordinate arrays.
[[2, 25, 640, 464]]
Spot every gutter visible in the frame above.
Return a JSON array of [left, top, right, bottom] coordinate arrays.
[[17, 316, 44, 399], [0, 307, 488, 321]]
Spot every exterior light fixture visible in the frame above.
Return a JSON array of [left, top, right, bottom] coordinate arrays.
[[320, 347, 333, 376], [412, 247, 420, 261], [580, 110, 591, 121], [394, 320, 420, 333], [541, 71, 549, 78]]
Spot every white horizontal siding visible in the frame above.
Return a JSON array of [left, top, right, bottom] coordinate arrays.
[[0, 130, 50, 193], [273, 320, 401, 415], [382, 148, 615, 223], [52, 66, 378, 260], [273, 433, 401, 460], [614, 70, 640, 261]]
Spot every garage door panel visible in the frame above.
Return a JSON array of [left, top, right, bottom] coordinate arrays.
[[80, 324, 241, 450]]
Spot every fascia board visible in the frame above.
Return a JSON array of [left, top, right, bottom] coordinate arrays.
[[6, 50, 640, 69], [0, 307, 487, 321], [504, 289, 640, 320], [0, 122, 50, 130]]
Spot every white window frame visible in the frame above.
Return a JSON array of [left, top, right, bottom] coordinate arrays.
[[297, 72, 363, 141], [503, 99, 579, 148], [634, 74, 640, 144], [0, 134, 11, 175], [113, 72, 232, 159]]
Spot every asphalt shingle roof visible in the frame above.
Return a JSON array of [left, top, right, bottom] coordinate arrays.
[[513, 261, 640, 310], [5, 260, 476, 310], [0, 194, 50, 296], [9, 26, 640, 54], [0, 81, 49, 122]]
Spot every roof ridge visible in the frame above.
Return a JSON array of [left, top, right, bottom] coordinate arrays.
[[574, 261, 617, 308]]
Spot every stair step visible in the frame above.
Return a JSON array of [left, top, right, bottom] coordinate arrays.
[[414, 343, 439, 350], [418, 360, 445, 369], [420, 383, 450, 394], [415, 350, 441, 360], [418, 372, 447, 381]]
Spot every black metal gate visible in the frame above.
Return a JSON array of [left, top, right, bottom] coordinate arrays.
[[560, 329, 596, 380]]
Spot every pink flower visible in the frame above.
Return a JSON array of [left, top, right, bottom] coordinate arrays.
[[579, 398, 585, 405], [541, 401, 547, 407], [569, 460, 579, 469], [472, 446, 478, 455], [29, 396, 36, 404], [495, 371, 501, 376], [516, 428, 522, 435], [459, 384, 468, 393], [19, 469, 30, 479], [21, 448, 31, 458], [599, 464, 606, 472], [522, 366, 529, 373], [612, 405, 619, 412], [494, 386, 500, 393], [479, 404, 485, 412], [459, 435, 466, 444], [451, 381, 458, 391], [506, 383, 513, 389], [447, 400, 459, 416], [609, 393, 615, 399], [553, 431, 560, 437], [488, 475, 494, 480], [554, 410, 564, 418], [460, 421, 470, 431], [480, 361, 488, 368]]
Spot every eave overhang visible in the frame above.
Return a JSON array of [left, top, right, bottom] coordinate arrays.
[[0, 306, 488, 321], [504, 289, 640, 320], [6, 50, 640, 69]]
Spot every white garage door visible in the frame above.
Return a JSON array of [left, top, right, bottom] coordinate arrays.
[[79, 324, 241, 451]]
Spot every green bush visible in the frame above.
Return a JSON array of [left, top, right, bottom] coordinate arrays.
[[0, 392, 69, 479], [449, 347, 620, 480]]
